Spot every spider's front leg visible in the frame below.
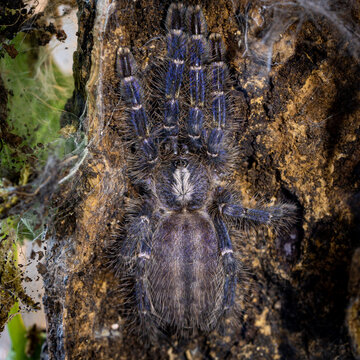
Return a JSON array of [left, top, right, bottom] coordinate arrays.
[[205, 33, 230, 168], [163, 3, 187, 154], [187, 5, 207, 150], [185, 7, 230, 168], [116, 47, 158, 172]]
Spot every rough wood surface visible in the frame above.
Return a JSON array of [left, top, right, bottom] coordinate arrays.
[[43, 0, 360, 359]]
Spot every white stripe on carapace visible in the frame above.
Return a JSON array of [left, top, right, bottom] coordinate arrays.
[[172, 167, 194, 202]]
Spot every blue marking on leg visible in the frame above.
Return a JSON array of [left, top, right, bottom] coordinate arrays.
[[189, 66, 206, 106], [117, 48, 149, 138], [164, 99, 179, 130], [209, 33, 228, 129], [164, 99, 180, 146], [188, 8, 207, 106], [163, 4, 186, 154], [207, 128, 225, 158], [212, 93, 226, 128], [140, 138, 158, 164], [166, 32, 187, 60], [116, 47, 158, 167], [188, 37, 207, 66], [186, 6, 208, 150], [122, 77, 143, 106], [187, 107, 203, 149], [165, 53, 186, 99], [215, 188, 292, 226], [129, 106, 147, 138], [163, 99, 180, 154], [163, 36, 185, 153], [205, 34, 230, 164], [211, 65, 225, 92], [121, 77, 150, 138]]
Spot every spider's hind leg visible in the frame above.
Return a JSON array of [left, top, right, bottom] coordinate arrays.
[[121, 202, 159, 338], [212, 187, 297, 322], [213, 213, 237, 317], [135, 237, 154, 334]]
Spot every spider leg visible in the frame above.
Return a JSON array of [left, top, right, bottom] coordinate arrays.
[[116, 47, 158, 171], [205, 34, 229, 168], [213, 213, 237, 314], [209, 33, 227, 130], [163, 3, 187, 154], [186, 5, 207, 150], [122, 202, 155, 331], [223, 203, 297, 231], [216, 188, 297, 229], [136, 231, 152, 328], [212, 188, 296, 318]]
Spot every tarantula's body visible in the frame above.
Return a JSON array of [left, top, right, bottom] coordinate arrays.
[[113, 3, 295, 337], [140, 161, 227, 332]]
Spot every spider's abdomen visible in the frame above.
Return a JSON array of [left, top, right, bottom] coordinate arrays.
[[148, 211, 223, 332]]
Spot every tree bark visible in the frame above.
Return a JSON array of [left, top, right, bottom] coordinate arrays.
[[43, 0, 360, 359]]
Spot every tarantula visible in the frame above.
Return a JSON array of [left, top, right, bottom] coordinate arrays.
[[112, 3, 296, 339]]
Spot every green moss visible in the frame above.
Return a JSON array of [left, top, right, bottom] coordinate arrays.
[[0, 32, 74, 177], [0, 219, 39, 334], [0, 31, 75, 343]]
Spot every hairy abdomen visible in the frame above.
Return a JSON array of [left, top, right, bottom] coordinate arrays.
[[148, 212, 223, 333]]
